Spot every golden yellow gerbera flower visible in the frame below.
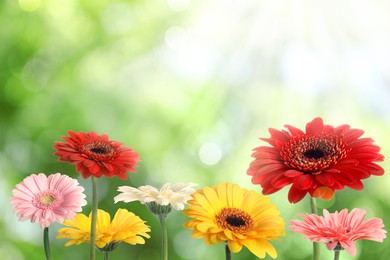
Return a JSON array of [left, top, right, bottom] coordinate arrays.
[[182, 182, 285, 259], [57, 208, 150, 253]]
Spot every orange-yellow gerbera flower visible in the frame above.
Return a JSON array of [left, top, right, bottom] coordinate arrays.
[[57, 208, 150, 252], [182, 182, 285, 259]]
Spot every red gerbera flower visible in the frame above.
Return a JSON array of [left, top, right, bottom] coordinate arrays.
[[247, 117, 384, 203], [54, 131, 139, 180]]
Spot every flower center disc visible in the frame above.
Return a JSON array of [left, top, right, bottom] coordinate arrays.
[[215, 208, 254, 233], [33, 190, 63, 209], [281, 134, 348, 174], [83, 141, 114, 157]]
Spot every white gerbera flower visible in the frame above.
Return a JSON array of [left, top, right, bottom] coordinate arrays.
[[114, 183, 197, 210]]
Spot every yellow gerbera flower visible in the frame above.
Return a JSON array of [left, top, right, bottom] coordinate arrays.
[[57, 208, 151, 252], [182, 182, 285, 259]]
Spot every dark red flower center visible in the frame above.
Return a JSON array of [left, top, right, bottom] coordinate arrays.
[[304, 149, 325, 159], [83, 141, 115, 158], [281, 134, 348, 174]]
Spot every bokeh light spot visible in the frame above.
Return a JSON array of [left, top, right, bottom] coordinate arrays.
[[199, 142, 222, 165]]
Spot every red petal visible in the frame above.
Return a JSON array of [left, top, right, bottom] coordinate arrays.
[[284, 124, 304, 136], [360, 163, 384, 176], [343, 129, 365, 142], [83, 159, 95, 167], [288, 186, 308, 203], [268, 128, 290, 143], [88, 163, 101, 174], [349, 145, 381, 154], [332, 171, 356, 184], [346, 153, 383, 160], [116, 172, 129, 180], [259, 137, 275, 146], [316, 173, 335, 186], [305, 117, 324, 135], [348, 167, 371, 179], [348, 138, 374, 147], [293, 174, 315, 190], [346, 180, 364, 190], [250, 147, 280, 158], [270, 174, 293, 188], [333, 124, 351, 135], [262, 186, 283, 195], [102, 161, 114, 172], [251, 170, 281, 185], [336, 159, 359, 166], [248, 158, 282, 168], [247, 163, 286, 177], [81, 171, 91, 179], [284, 169, 304, 177]]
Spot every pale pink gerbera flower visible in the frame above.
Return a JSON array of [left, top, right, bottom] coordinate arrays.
[[10, 173, 87, 228], [290, 208, 386, 256]]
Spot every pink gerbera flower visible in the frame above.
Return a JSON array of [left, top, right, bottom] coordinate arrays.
[[54, 131, 140, 179], [10, 173, 87, 228], [247, 117, 384, 203], [290, 208, 387, 256]]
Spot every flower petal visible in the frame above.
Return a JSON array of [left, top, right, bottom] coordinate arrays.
[[293, 175, 315, 190]]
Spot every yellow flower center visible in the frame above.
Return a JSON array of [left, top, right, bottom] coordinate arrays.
[[215, 208, 254, 233], [41, 194, 55, 204]]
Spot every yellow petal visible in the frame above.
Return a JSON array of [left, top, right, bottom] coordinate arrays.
[[242, 190, 268, 213], [202, 186, 223, 212], [228, 240, 242, 253], [223, 229, 234, 240], [241, 239, 277, 259], [191, 193, 216, 218], [208, 233, 222, 244], [226, 183, 244, 208], [64, 213, 91, 231], [96, 209, 111, 231], [216, 182, 228, 207], [196, 222, 215, 233], [123, 236, 145, 245]]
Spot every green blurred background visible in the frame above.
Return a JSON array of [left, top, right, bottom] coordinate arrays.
[[1, 0, 390, 259]]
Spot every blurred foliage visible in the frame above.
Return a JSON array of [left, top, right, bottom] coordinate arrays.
[[1, 0, 390, 260]]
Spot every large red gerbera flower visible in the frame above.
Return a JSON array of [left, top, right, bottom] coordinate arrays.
[[54, 131, 139, 180], [247, 117, 384, 203]]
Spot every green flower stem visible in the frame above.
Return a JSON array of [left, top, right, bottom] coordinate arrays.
[[310, 196, 318, 214], [334, 250, 340, 260], [225, 242, 231, 260], [104, 252, 109, 260], [310, 197, 320, 260], [43, 227, 52, 260], [90, 176, 98, 260], [158, 214, 168, 260]]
